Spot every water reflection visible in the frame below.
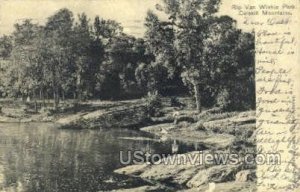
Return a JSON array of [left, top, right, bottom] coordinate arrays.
[[0, 123, 203, 191]]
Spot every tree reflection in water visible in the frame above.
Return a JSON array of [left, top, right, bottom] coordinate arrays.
[[0, 123, 158, 191], [0, 123, 202, 191]]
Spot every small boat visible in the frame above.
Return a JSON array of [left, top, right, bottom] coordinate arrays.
[[172, 140, 179, 153]]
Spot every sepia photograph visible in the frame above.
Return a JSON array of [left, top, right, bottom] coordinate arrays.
[[0, 0, 282, 191]]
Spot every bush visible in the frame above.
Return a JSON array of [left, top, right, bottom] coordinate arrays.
[[170, 96, 185, 108], [144, 92, 163, 117], [216, 83, 255, 111], [216, 89, 231, 110], [40, 107, 54, 116]]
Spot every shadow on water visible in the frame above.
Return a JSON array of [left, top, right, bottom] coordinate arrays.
[[0, 123, 203, 191]]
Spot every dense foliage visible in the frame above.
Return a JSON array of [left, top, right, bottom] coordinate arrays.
[[144, 0, 255, 111], [0, 4, 254, 111]]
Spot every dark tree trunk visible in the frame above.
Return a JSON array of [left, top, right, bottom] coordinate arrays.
[[46, 92, 49, 104], [53, 90, 57, 110], [42, 89, 46, 108], [56, 88, 60, 108], [53, 87, 59, 110], [39, 89, 42, 100], [76, 73, 82, 101], [21, 93, 25, 103], [34, 91, 38, 113], [62, 91, 65, 102]]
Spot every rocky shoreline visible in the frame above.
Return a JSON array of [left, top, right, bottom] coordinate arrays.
[[113, 109, 256, 191], [0, 99, 256, 191]]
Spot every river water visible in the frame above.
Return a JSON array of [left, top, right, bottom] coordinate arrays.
[[0, 123, 199, 191]]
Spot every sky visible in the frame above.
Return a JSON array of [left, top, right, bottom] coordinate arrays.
[[0, 0, 249, 38]]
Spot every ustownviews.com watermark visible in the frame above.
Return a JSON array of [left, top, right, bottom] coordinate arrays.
[[119, 151, 281, 166]]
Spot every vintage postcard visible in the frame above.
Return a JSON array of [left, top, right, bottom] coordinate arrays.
[[0, 0, 299, 191]]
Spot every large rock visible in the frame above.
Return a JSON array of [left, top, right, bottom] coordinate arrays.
[[140, 123, 174, 133], [111, 185, 167, 192], [182, 181, 256, 192], [186, 164, 242, 188], [139, 152, 206, 184], [115, 151, 233, 186], [141, 123, 235, 149], [115, 151, 207, 185], [57, 104, 148, 129], [139, 162, 200, 184], [114, 164, 150, 175]]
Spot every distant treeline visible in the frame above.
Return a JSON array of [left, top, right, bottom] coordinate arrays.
[[0, 0, 255, 111]]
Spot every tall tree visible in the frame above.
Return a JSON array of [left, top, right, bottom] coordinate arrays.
[[44, 8, 74, 108], [73, 13, 92, 100], [9, 19, 43, 101], [146, 0, 248, 112]]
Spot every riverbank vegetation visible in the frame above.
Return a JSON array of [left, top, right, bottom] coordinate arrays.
[[0, 0, 254, 113]]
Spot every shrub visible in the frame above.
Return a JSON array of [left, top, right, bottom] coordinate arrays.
[[144, 92, 163, 117], [170, 96, 185, 108], [216, 83, 255, 111], [170, 96, 179, 107], [216, 89, 231, 110]]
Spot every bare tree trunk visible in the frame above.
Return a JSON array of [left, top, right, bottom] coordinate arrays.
[[53, 86, 60, 110], [56, 87, 60, 108], [21, 93, 25, 103], [76, 73, 82, 101], [193, 82, 201, 112], [78, 90, 82, 101], [42, 89, 46, 108], [46, 92, 49, 104], [39, 89, 42, 100], [34, 91, 38, 113]]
